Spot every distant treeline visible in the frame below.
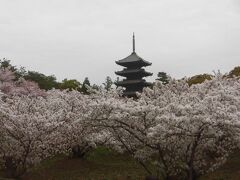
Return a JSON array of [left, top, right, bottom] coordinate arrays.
[[0, 58, 114, 94], [1, 58, 239, 92]]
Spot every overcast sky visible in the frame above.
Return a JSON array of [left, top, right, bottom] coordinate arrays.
[[0, 0, 240, 84]]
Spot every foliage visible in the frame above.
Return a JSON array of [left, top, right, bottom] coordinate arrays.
[[0, 67, 45, 97], [24, 71, 59, 90], [89, 74, 240, 180], [187, 74, 212, 86], [0, 58, 17, 72], [102, 76, 113, 91], [114, 77, 120, 89], [0, 58, 27, 79], [0, 95, 65, 177], [229, 66, 240, 78], [92, 84, 101, 91], [0, 89, 103, 178], [0, 59, 114, 93], [0, 67, 239, 180], [156, 72, 170, 85], [59, 78, 81, 91], [81, 77, 91, 94]]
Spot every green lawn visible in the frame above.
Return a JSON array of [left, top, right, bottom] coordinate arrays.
[[0, 148, 239, 180], [23, 147, 148, 180], [199, 152, 240, 180]]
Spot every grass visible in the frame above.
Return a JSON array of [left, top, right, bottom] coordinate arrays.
[[22, 147, 148, 180], [0, 148, 239, 180], [199, 152, 240, 180]]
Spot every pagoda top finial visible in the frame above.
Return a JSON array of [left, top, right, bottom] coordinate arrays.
[[133, 32, 135, 53]]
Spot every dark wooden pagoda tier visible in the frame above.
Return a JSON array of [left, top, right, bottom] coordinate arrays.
[[115, 68, 152, 78], [116, 52, 151, 68], [115, 34, 152, 97], [116, 79, 152, 87]]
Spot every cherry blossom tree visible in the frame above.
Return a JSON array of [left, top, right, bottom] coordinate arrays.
[[0, 67, 45, 97], [90, 75, 240, 180], [141, 75, 240, 179], [0, 85, 113, 177], [0, 68, 239, 180], [0, 67, 15, 93], [46, 89, 104, 158], [0, 94, 68, 177]]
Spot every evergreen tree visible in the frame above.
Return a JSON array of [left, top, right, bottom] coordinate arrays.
[[156, 72, 169, 85], [103, 76, 113, 91], [81, 77, 90, 94], [24, 71, 59, 90]]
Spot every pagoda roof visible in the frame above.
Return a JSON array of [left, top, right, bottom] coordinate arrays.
[[116, 52, 152, 67], [116, 79, 152, 87], [115, 68, 153, 77], [116, 79, 145, 85]]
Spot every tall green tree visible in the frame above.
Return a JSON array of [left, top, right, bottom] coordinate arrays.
[[0, 58, 14, 70], [156, 72, 169, 85], [81, 77, 90, 94], [103, 76, 113, 91], [114, 77, 120, 88]]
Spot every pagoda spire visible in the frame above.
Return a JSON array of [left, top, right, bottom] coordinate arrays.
[[133, 32, 135, 53]]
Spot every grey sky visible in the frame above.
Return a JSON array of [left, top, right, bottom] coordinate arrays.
[[0, 0, 240, 84]]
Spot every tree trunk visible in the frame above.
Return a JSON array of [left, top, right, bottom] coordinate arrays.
[[145, 175, 159, 180], [187, 166, 197, 180], [4, 156, 26, 178], [71, 144, 91, 159]]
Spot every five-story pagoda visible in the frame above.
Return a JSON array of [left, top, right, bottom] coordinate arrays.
[[115, 34, 152, 97]]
